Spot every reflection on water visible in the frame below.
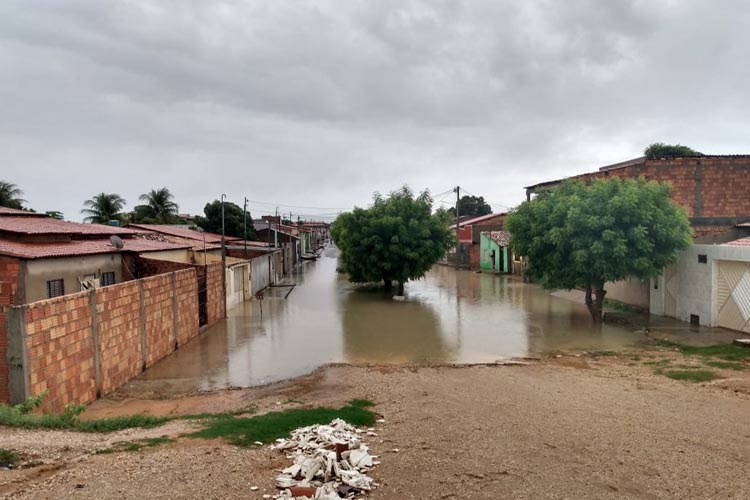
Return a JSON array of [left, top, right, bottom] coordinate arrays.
[[131, 246, 730, 393]]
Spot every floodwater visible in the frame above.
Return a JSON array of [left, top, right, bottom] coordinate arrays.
[[130, 246, 736, 393]]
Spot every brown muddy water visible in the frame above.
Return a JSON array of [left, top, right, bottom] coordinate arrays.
[[129, 246, 736, 393]]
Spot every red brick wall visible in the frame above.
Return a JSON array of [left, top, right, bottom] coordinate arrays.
[[94, 280, 142, 397], [9, 268, 200, 412], [553, 157, 750, 233], [206, 262, 224, 326], [142, 274, 173, 368], [23, 291, 96, 412], [0, 256, 20, 404], [175, 269, 199, 346], [136, 256, 197, 278]]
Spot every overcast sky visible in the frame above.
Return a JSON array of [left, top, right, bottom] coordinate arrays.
[[1, 0, 748, 221]]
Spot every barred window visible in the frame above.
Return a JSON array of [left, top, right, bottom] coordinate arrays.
[[46, 279, 65, 298], [101, 272, 116, 286]]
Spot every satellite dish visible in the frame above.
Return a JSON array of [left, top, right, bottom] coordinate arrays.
[[110, 235, 124, 249]]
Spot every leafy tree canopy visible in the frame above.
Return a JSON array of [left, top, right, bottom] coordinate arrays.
[[44, 211, 64, 220], [134, 187, 180, 224], [447, 195, 492, 218], [81, 193, 126, 224], [331, 186, 456, 295], [0, 181, 27, 210], [644, 143, 703, 159], [506, 178, 692, 321], [194, 199, 256, 240]]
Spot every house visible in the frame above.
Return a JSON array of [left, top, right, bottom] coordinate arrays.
[[452, 213, 508, 269], [479, 231, 512, 273], [651, 229, 750, 332], [524, 154, 750, 326], [525, 155, 750, 237], [0, 208, 191, 303]]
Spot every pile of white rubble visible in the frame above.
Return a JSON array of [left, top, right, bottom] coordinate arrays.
[[269, 418, 379, 499]]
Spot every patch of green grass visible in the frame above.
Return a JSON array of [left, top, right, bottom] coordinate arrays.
[[643, 359, 672, 366], [680, 344, 750, 362], [703, 360, 746, 371], [630, 356, 642, 361], [188, 399, 377, 447], [660, 369, 720, 383], [179, 407, 256, 421], [96, 436, 174, 454], [604, 299, 645, 314], [0, 394, 168, 433], [0, 448, 20, 467]]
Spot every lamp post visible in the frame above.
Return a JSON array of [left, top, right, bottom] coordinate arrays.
[[220, 194, 227, 318], [243, 197, 248, 259]]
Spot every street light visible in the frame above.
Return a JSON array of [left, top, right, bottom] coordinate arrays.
[[220, 194, 227, 318], [243, 196, 248, 259]]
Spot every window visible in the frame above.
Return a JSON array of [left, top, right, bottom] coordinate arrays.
[[101, 272, 116, 286], [698, 254, 708, 264], [690, 314, 700, 325], [46, 279, 65, 298]]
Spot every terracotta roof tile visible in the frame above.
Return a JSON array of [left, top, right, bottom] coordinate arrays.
[[483, 230, 511, 246], [128, 224, 241, 243], [0, 238, 190, 259], [724, 237, 750, 247], [0, 216, 134, 236], [0, 207, 46, 216], [458, 213, 506, 228]]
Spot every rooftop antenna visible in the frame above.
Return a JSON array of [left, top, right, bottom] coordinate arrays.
[[109, 235, 124, 249]]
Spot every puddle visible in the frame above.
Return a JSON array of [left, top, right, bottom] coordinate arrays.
[[129, 246, 737, 393]]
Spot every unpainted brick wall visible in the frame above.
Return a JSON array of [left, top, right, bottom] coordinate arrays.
[[0, 256, 20, 404], [8, 268, 200, 412], [24, 292, 96, 411], [206, 261, 225, 326], [96, 279, 143, 395], [175, 269, 199, 345], [564, 157, 750, 223]]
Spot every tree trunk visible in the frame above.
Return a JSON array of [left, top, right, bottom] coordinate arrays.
[[584, 283, 607, 322], [397, 281, 405, 296], [384, 279, 393, 293]]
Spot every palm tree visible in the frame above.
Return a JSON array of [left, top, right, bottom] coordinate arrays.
[[0, 181, 27, 209], [138, 187, 179, 223], [81, 193, 126, 224]]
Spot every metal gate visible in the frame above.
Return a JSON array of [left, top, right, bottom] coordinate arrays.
[[716, 260, 750, 333], [197, 274, 208, 326]]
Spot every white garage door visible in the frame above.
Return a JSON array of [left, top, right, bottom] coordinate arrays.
[[716, 260, 750, 333]]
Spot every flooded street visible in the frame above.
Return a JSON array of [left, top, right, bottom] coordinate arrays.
[[130, 246, 731, 393]]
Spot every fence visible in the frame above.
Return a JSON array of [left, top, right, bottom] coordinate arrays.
[[5, 268, 200, 412]]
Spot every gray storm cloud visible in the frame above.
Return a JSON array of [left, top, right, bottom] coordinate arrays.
[[1, 0, 748, 220]]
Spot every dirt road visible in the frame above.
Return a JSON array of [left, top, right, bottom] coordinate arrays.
[[2, 360, 749, 499]]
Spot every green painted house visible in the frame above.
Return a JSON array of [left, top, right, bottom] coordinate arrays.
[[479, 231, 511, 273]]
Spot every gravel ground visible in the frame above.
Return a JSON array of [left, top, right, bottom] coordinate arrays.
[[2, 361, 749, 499]]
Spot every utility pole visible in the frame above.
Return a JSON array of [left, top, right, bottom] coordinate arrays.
[[221, 194, 227, 318], [454, 186, 460, 269], [243, 197, 248, 259]]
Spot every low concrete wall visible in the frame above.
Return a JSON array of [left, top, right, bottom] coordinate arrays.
[[5, 268, 200, 412], [605, 278, 650, 309]]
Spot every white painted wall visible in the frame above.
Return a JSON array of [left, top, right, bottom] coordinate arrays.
[[651, 244, 750, 327]]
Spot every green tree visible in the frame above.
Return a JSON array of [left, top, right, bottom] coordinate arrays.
[[447, 195, 492, 218], [194, 200, 256, 240], [135, 187, 180, 223], [44, 211, 64, 220], [506, 178, 692, 322], [331, 186, 456, 295], [81, 193, 126, 224], [644, 143, 703, 158], [0, 181, 26, 209]]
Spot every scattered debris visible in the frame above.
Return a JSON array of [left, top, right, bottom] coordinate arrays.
[[734, 339, 750, 348], [271, 418, 379, 498]]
